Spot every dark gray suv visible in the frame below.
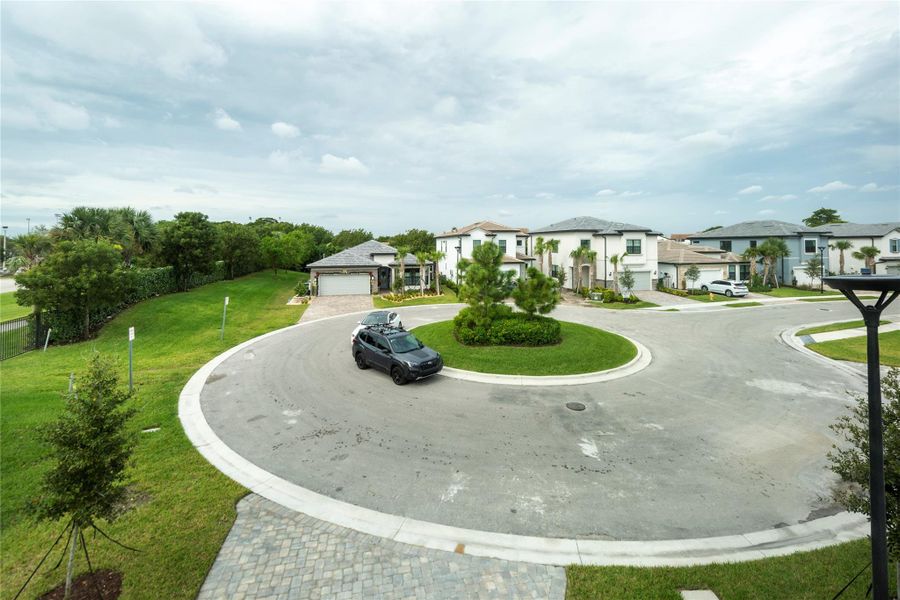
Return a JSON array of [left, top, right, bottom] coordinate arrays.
[[352, 326, 443, 385]]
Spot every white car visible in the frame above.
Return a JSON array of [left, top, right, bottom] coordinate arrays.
[[351, 310, 403, 344], [700, 279, 749, 297]]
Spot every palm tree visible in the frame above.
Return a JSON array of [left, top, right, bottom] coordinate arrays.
[[830, 240, 853, 274], [111, 207, 157, 266], [609, 252, 625, 293], [415, 251, 429, 295], [429, 250, 445, 294], [394, 245, 411, 292], [569, 247, 586, 293], [758, 237, 790, 287], [852, 245, 880, 274], [585, 250, 597, 290], [533, 236, 546, 274], [11, 232, 52, 268], [56, 206, 112, 242], [741, 246, 761, 281], [545, 239, 559, 279]]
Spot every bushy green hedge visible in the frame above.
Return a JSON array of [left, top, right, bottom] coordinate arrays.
[[440, 276, 458, 294], [45, 261, 227, 343], [589, 287, 641, 304], [452, 306, 561, 346], [657, 285, 689, 297]]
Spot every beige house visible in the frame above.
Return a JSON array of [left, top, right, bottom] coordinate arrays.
[[657, 239, 746, 290]]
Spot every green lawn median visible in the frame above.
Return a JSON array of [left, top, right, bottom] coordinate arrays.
[[756, 287, 832, 298], [797, 319, 890, 336], [412, 319, 636, 375], [588, 300, 659, 310], [725, 301, 763, 308], [807, 330, 900, 367], [1, 270, 306, 600]]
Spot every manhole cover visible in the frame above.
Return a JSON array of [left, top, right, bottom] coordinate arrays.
[[566, 402, 586, 412]]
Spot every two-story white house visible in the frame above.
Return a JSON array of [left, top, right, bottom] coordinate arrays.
[[529, 216, 661, 291], [435, 221, 534, 283], [809, 222, 900, 274]]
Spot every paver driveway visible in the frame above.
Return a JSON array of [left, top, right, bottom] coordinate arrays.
[[299, 295, 373, 323]]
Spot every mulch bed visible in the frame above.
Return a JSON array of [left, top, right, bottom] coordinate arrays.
[[39, 570, 122, 600]]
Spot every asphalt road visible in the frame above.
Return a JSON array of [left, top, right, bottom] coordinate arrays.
[[199, 301, 895, 541]]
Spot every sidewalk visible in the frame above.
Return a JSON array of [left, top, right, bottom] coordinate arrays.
[[803, 322, 900, 344], [644, 293, 849, 312]]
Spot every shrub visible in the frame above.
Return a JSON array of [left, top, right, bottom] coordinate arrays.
[[658, 285, 689, 298], [453, 306, 561, 346], [440, 276, 458, 294], [380, 290, 440, 303]]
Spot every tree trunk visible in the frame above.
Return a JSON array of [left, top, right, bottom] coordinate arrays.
[[419, 265, 425, 295], [434, 263, 441, 295], [612, 265, 619, 294], [839, 251, 845, 275], [762, 260, 770, 289], [64, 522, 79, 600], [83, 307, 90, 340]]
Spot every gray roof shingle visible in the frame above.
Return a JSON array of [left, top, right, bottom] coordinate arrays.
[[687, 220, 823, 239], [530, 216, 659, 235], [809, 222, 900, 237], [308, 239, 422, 269]]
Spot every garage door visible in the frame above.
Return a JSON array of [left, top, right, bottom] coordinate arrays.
[[630, 270, 652, 291], [696, 268, 722, 287], [318, 273, 370, 296]]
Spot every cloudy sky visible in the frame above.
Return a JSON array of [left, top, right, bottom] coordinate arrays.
[[1, 2, 898, 236]]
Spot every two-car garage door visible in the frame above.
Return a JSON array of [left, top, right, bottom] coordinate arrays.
[[318, 273, 370, 296]]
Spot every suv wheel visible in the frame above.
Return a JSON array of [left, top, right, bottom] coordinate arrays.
[[701, 285, 708, 292], [391, 366, 408, 386], [355, 352, 369, 370], [725, 290, 733, 297]]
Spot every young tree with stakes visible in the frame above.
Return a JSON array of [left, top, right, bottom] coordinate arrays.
[[618, 265, 636, 296], [24, 355, 136, 600], [803, 256, 824, 289], [684, 264, 701, 292]]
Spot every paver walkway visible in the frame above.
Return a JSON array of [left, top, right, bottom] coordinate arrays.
[[299, 295, 373, 323], [198, 494, 566, 600], [805, 321, 900, 343]]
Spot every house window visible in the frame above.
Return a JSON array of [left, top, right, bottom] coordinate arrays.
[[472, 240, 481, 249], [625, 239, 641, 254], [498, 240, 507, 253], [749, 240, 757, 248], [441, 240, 447, 252], [728, 265, 736, 280], [804, 238, 817, 254], [551, 264, 559, 276], [517, 239, 523, 247], [891, 239, 900, 253], [580, 239, 591, 249], [404, 270, 421, 286], [691, 240, 699, 245], [719, 240, 732, 252], [739, 264, 750, 280]]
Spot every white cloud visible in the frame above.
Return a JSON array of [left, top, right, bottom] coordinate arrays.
[[679, 130, 731, 149], [758, 209, 776, 215], [3, 97, 91, 131], [860, 182, 898, 192], [103, 116, 122, 128], [318, 154, 369, 175], [760, 194, 797, 202], [620, 191, 643, 197], [807, 180, 853, 193], [433, 96, 460, 118], [738, 185, 762, 195], [714, 209, 729, 215], [595, 188, 617, 196], [271, 121, 300, 138], [213, 108, 241, 131]]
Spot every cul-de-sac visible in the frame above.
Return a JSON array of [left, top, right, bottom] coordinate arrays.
[[2, 3, 898, 600]]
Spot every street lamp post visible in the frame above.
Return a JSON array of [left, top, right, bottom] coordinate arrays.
[[818, 245, 826, 293], [823, 275, 900, 600]]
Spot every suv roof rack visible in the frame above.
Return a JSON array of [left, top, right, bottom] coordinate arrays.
[[365, 323, 406, 335]]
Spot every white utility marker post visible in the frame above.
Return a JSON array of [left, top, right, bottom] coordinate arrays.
[[128, 326, 135, 392], [42, 328, 52, 352], [220, 296, 229, 340]]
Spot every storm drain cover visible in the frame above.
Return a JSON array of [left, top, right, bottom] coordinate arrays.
[[566, 402, 586, 412]]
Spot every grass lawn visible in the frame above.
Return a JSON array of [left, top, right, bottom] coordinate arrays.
[[725, 302, 762, 308], [412, 320, 636, 375], [1, 270, 307, 600], [373, 289, 459, 308], [588, 300, 659, 310], [799, 295, 878, 303], [566, 538, 889, 600], [684, 292, 731, 303], [797, 319, 890, 336], [0, 290, 32, 322], [807, 330, 900, 367], [757, 287, 833, 298]]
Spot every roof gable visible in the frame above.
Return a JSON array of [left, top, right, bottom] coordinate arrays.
[[308, 239, 422, 268], [688, 220, 822, 239], [809, 222, 900, 237], [436, 220, 527, 237], [531, 216, 658, 235]]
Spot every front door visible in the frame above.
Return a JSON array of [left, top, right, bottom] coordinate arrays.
[[378, 266, 392, 292]]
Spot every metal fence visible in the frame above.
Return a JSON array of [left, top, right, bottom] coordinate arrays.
[[0, 313, 45, 361]]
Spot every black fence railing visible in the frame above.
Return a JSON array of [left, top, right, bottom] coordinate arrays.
[[0, 313, 47, 361]]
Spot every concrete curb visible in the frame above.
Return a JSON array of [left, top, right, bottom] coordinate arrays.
[[780, 321, 867, 382], [179, 308, 869, 567], [645, 294, 849, 313], [438, 335, 652, 387]]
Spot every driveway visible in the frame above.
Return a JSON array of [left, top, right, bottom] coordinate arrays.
[[197, 300, 893, 542], [299, 294, 373, 323]]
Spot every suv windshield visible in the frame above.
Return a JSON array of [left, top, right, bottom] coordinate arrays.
[[389, 333, 422, 354], [363, 312, 391, 325]]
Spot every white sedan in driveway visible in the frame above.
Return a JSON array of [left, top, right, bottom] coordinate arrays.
[[350, 310, 403, 344], [700, 280, 749, 297]]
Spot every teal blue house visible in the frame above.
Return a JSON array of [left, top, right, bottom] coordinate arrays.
[[686, 220, 832, 285]]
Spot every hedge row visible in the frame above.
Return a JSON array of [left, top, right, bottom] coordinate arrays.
[[45, 261, 228, 343], [453, 306, 561, 346]]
